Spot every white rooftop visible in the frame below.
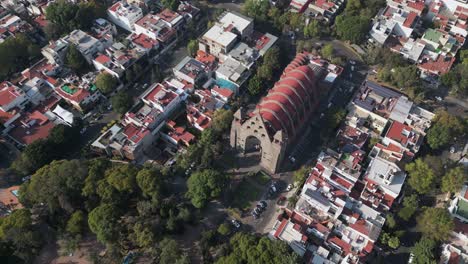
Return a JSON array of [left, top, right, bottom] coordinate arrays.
[[365, 157, 406, 198], [218, 12, 252, 33], [203, 24, 238, 47]]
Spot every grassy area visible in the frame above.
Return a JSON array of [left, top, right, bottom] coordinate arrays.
[[231, 180, 263, 210], [251, 171, 271, 185]]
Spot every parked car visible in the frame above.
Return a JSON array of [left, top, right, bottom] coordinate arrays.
[[254, 207, 261, 215], [231, 219, 241, 229], [259, 200, 267, 208], [450, 146, 456, 153], [251, 211, 259, 219], [277, 196, 287, 205], [408, 253, 414, 264], [286, 184, 293, 191]]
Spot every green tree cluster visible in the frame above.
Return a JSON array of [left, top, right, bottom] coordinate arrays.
[[418, 207, 454, 241], [426, 110, 466, 150], [411, 237, 437, 264], [186, 169, 227, 208], [187, 39, 198, 57], [11, 124, 81, 176], [398, 194, 419, 221], [111, 91, 133, 115], [45, 0, 103, 38], [406, 159, 436, 194], [216, 232, 301, 264], [441, 50, 468, 98], [0, 34, 39, 81], [442, 166, 467, 194], [65, 44, 89, 73], [248, 47, 282, 96], [95, 72, 118, 94], [335, 0, 386, 43], [161, 0, 180, 11]]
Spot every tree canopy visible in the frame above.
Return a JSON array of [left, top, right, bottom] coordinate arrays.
[[442, 166, 466, 194], [0, 34, 39, 82], [45, 0, 102, 37], [426, 110, 466, 150], [111, 91, 133, 115], [161, 0, 180, 11], [95, 72, 118, 94], [158, 238, 189, 264], [186, 169, 227, 208], [187, 39, 198, 57], [88, 203, 120, 244], [418, 207, 454, 241], [216, 232, 301, 264], [398, 194, 418, 221], [65, 44, 89, 73], [405, 159, 435, 194], [411, 237, 437, 264], [211, 109, 234, 133], [20, 159, 88, 214]]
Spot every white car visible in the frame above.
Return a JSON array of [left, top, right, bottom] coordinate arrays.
[[231, 219, 241, 229], [408, 253, 414, 263], [286, 184, 293, 191]]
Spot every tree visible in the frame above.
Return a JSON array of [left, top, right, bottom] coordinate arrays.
[[385, 214, 396, 229], [293, 166, 309, 185], [95, 72, 117, 94], [136, 168, 162, 199], [418, 207, 454, 241], [263, 46, 280, 70], [186, 169, 227, 208], [423, 155, 445, 177], [324, 107, 346, 134], [248, 75, 263, 95], [161, 0, 180, 11], [111, 91, 133, 114], [66, 210, 86, 236], [321, 44, 334, 60], [257, 64, 273, 81], [65, 44, 88, 73], [20, 159, 88, 214], [217, 223, 231, 236], [45, 0, 100, 36], [405, 159, 435, 194], [159, 238, 189, 264], [411, 237, 437, 264], [216, 233, 301, 264], [0, 209, 42, 262], [187, 39, 198, 57], [105, 164, 138, 193], [211, 109, 233, 133], [387, 236, 400, 249], [11, 139, 55, 176], [88, 203, 119, 244], [304, 20, 321, 38], [150, 65, 163, 83], [442, 166, 466, 194], [426, 111, 466, 150], [243, 0, 270, 22], [398, 194, 418, 221], [335, 15, 370, 43], [0, 34, 39, 81]]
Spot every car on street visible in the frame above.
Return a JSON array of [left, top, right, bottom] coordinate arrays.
[[277, 196, 287, 205], [251, 211, 259, 219], [80, 128, 87, 134], [253, 207, 261, 215], [259, 200, 267, 208], [288, 155, 296, 163], [450, 146, 456, 153], [408, 253, 414, 263], [286, 184, 293, 191], [231, 219, 241, 229], [435, 96, 443, 101]]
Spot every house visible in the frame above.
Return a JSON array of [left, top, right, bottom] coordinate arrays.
[[65, 30, 108, 64], [161, 124, 195, 147], [360, 156, 406, 211], [199, 24, 238, 59], [307, 0, 346, 22], [107, 1, 143, 32], [91, 18, 117, 41], [53, 73, 101, 112], [449, 184, 468, 223], [173, 56, 210, 84], [93, 42, 145, 78], [128, 33, 160, 54], [134, 13, 178, 47], [0, 82, 28, 112], [140, 81, 184, 117], [0, 185, 22, 217], [0, 14, 33, 42], [177, 1, 201, 21], [41, 38, 69, 65]]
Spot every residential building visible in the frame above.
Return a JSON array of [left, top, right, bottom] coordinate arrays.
[[199, 24, 238, 59], [449, 184, 468, 223], [134, 12, 178, 46], [0, 82, 28, 112], [173, 56, 210, 84], [107, 0, 143, 32], [0, 14, 33, 42], [93, 42, 145, 78], [53, 73, 101, 112], [65, 30, 108, 64], [307, 0, 346, 21], [0, 185, 22, 217], [91, 18, 117, 40]]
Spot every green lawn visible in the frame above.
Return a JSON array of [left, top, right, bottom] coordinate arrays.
[[231, 180, 263, 210], [457, 199, 468, 219], [251, 171, 271, 185]]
